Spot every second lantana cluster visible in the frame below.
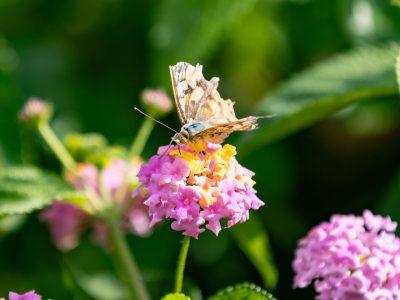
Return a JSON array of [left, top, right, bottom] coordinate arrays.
[[41, 158, 151, 251], [293, 210, 400, 299]]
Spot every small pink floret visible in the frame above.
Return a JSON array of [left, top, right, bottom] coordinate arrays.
[[9, 290, 42, 300]]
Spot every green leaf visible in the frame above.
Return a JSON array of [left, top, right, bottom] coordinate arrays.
[[0, 214, 26, 238], [161, 293, 191, 300], [396, 48, 400, 94], [63, 261, 128, 300], [208, 282, 277, 300], [392, 0, 400, 7], [230, 215, 277, 289], [62, 262, 94, 300], [76, 272, 128, 300], [238, 43, 400, 157], [0, 165, 75, 215], [63, 248, 129, 300]]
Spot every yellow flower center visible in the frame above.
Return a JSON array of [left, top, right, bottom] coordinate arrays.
[[169, 144, 237, 208]]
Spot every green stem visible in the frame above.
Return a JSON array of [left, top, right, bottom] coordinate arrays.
[[37, 121, 76, 171], [129, 118, 154, 157], [108, 220, 151, 300], [174, 235, 191, 293]]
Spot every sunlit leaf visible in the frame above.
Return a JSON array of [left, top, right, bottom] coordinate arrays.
[[238, 43, 399, 157], [161, 293, 191, 300], [77, 272, 128, 300], [396, 48, 400, 94], [208, 282, 277, 300], [0, 214, 26, 238], [392, 0, 400, 7], [63, 265, 128, 300], [0, 166, 76, 215], [230, 215, 278, 289], [63, 251, 129, 300]]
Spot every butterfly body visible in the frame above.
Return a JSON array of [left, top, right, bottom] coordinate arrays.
[[170, 62, 264, 145], [172, 122, 206, 144]]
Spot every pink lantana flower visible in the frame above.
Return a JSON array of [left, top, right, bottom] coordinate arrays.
[[40, 201, 87, 251], [41, 158, 151, 251], [293, 210, 400, 300], [8, 290, 42, 300], [135, 143, 264, 238]]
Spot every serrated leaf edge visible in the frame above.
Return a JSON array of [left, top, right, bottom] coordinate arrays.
[[210, 282, 276, 299]]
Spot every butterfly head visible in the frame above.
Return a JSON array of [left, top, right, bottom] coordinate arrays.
[[172, 122, 206, 144]]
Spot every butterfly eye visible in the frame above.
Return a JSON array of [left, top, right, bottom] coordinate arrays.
[[184, 123, 205, 135]]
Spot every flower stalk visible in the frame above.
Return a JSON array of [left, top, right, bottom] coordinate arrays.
[[37, 121, 76, 171], [174, 235, 191, 294], [129, 117, 154, 158], [108, 218, 151, 300]]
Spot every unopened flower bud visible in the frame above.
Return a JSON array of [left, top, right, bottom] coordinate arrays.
[[19, 97, 53, 126], [140, 88, 172, 116]]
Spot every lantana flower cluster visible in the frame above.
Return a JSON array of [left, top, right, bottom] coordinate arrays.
[[293, 210, 400, 299], [41, 158, 150, 251], [135, 143, 264, 238]]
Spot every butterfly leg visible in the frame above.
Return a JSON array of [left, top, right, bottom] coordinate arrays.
[[159, 140, 175, 157]]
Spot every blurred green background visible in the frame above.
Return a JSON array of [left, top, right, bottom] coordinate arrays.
[[1, 0, 400, 299]]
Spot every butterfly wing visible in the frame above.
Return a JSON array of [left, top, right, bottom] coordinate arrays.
[[170, 62, 229, 122], [170, 62, 264, 145], [169, 64, 188, 124], [170, 62, 239, 123], [191, 116, 260, 144], [194, 87, 238, 125], [170, 62, 210, 124]]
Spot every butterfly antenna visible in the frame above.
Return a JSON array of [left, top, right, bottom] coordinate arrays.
[[134, 107, 179, 133], [259, 114, 277, 119]]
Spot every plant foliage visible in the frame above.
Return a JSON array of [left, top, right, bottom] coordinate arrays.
[[239, 43, 400, 157], [208, 282, 277, 300], [0, 166, 75, 216], [231, 215, 277, 289]]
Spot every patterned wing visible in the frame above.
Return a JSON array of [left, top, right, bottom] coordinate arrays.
[[170, 62, 237, 125], [170, 62, 207, 124], [191, 116, 260, 144], [193, 84, 239, 126]]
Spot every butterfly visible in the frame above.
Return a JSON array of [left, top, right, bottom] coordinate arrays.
[[169, 62, 265, 145]]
